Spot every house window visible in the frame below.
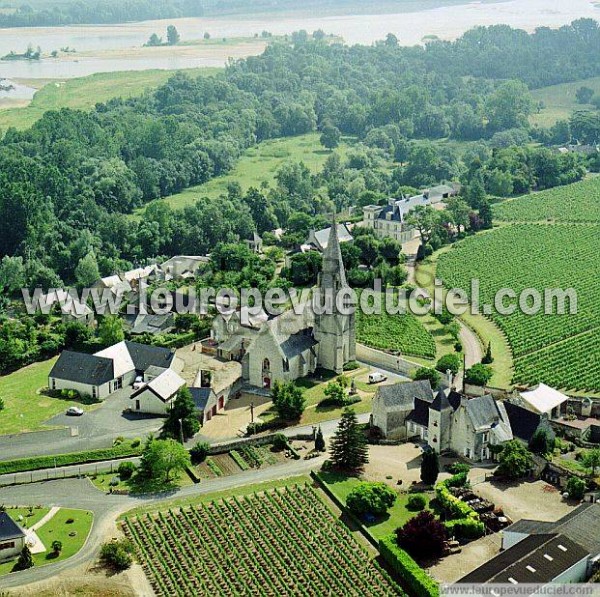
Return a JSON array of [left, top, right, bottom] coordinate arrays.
[[0, 541, 15, 550], [283, 358, 290, 373], [51, 378, 56, 390], [482, 432, 489, 443]]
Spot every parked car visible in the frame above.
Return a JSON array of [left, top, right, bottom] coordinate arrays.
[[66, 406, 84, 416], [368, 372, 387, 384], [132, 376, 145, 390]]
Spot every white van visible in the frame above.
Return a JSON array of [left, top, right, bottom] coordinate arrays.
[[368, 372, 387, 384]]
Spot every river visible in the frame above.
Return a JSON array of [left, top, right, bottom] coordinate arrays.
[[0, 0, 598, 81]]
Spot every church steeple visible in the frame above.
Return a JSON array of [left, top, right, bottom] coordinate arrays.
[[319, 213, 348, 291]]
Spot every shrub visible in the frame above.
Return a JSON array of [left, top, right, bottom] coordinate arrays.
[[131, 438, 141, 448], [118, 461, 136, 480], [346, 482, 397, 516], [446, 472, 469, 488], [51, 540, 63, 554], [113, 436, 125, 446], [435, 354, 461, 376], [407, 494, 427, 511], [446, 462, 470, 475], [190, 441, 210, 465], [343, 361, 360, 371], [444, 518, 485, 540], [464, 363, 493, 387], [435, 482, 479, 520], [272, 433, 288, 451], [397, 511, 448, 561], [100, 539, 134, 571], [12, 546, 34, 571], [566, 476, 586, 500]]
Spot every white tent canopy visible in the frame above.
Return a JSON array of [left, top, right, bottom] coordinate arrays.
[[520, 383, 569, 415]]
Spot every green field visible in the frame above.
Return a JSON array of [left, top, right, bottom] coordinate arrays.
[[0, 508, 93, 576], [159, 133, 351, 210], [0, 357, 96, 435], [437, 223, 600, 392], [530, 76, 600, 127], [494, 178, 600, 223], [0, 68, 220, 131]]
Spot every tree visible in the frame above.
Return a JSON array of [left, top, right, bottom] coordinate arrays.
[[74, 252, 100, 289], [529, 425, 555, 455], [435, 354, 461, 376], [446, 197, 470, 234], [396, 511, 447, 561], [51, 540, 63, 555], [161, 387, 200, 442], [497, 440, 533, 479], [271, 381, 306, 421], [315, 427, 326, 452], [145, 33, 162, 46], [420, 449, 439, 485], [414, 367, 440, 390], [98, 315, 124, 347], [407, 205, 440, 247], [576, 86, 594, 105], [464, 363, 493, 387], [100, 539, 135, 571], [12, 546, 34, 571], [190, 441, 210, 464], [138, 438, 191, 484], [320, 123, 341, 150], [478, 198, 493, 229], [323, 380, 349, 406], [330, 408, 369, 472], [203, 32, 211, 40], [582, 448, 600, 476], [0, 255, 25, 295], [346, 482, 397, 516], [481, 342, 494, 364], [166, 25, 180, 45], [566, 476, 586, 500]]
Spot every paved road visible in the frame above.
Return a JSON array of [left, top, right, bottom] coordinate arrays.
[[0, 455, 328, 590]]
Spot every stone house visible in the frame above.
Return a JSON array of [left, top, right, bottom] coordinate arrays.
[[0, 512, 26, 563]]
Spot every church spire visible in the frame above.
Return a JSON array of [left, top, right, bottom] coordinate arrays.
[[321, 212, 347, 289]]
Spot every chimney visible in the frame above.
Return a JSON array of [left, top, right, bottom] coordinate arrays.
[[446, 369, 453, 389]]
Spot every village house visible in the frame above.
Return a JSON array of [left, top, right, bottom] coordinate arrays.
[[305, 223, 353, 252], [0, 512, 26, 563], [190, 387, 218, 424], [371, 380, 513, 461], [39, 289, 95, 328], [130, 367, 186, 415], [158, 255, 210, 281], [48, 340, 176, 400], [360, 183, 458, 243]]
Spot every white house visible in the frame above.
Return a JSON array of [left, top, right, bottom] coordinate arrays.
[[49, 341, 176, 400], [0, 512, 26, 563], [130, 368, 186, 415]]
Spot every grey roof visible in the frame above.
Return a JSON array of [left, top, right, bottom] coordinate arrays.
[[128, 313, 175, 335], [466, 394, 504, 430], [50, 351, 114, 386], [279, 330, 318, 359], [0, 512, 26, 541], [506, 503, 600, 557], [190, 387, 216, 411], [377, 380, 433, 409], [431, 388, 452, 411], [124, 341, 174, 372], [406, 397, 432, 427], [504, 401, 545, 443], [312, 224, 353, 250], [460, 534, 589, 584]]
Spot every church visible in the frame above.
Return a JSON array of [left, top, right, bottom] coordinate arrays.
[[212, 218, 356, 388]]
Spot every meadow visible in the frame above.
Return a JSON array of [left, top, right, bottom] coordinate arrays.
[[437, 222, 600, 392], [0, 68, 219, 131], [123, 483, 402, 596]]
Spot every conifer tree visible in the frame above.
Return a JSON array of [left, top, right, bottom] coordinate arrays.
[[420, 449, 439, 486], [330, 408, 368, 472], [315, 426, 326, 452], [13, 546, 33, 571]]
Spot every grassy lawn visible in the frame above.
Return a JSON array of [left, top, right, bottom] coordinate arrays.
[[317, 471, 429, 539], [3, 506, 50, 530], [89, 468, 194, 494], [0, 508, 93, 577], [530, 76, 600, 127], [120, 474, 313, 519], [0, 68, 220, 131], [157, 133, 353, 211], [0, 357, 98, 435], [415, 247, 513, 389]]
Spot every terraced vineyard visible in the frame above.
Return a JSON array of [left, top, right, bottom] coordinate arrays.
[[356, 308, 436, 359], [494, 178, 600, 223], [123, 484, 402, 596], [437, 223, 600, 391]]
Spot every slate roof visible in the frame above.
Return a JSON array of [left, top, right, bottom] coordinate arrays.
[[406, 397, 432, 427], [129, 313, 174, 335], [124, 341, 175, 372], [50, 351, 114, 386], [460, 534, 589, 584], [431, 388, 452, 411], [312, 224, 353, 250], [377, 380, 433, 409], [506, 503, 600, 557], [190, 387, 216, 411], [466, 394, 504, 430], [0, 512, 25, 541], [504, 401, 544, 443], [279, 331, 318, 359]]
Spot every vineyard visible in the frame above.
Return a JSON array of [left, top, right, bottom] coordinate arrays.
[[123, 484, 403, 597], [356, 301, 436, 359], [437, 223, 600, 391], [493, 178, 600, 223]]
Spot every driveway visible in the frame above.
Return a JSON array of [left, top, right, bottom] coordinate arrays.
[[0, 389, 163, 461]]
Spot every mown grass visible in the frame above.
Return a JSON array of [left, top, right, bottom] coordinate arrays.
[[0, 67, 220, 131], [158, 133, 352, 211], [530, 76, 600, 127]]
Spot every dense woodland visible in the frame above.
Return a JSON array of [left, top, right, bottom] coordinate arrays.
[[0, 21, 598, 295]]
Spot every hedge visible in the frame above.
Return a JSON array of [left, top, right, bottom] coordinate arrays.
[[444, 518, 485, 540], [435, 482, 479, 521], [379, 534, 439, 597], [0, 443, 142, 476]]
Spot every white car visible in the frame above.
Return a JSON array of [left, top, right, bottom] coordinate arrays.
[[368, 372, 388, 384], [66, 406, 84, 416], [132, 376, 145, 390]]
